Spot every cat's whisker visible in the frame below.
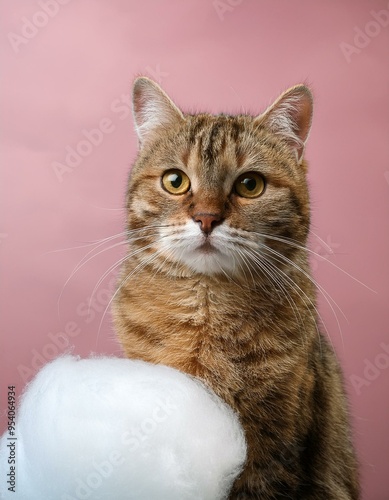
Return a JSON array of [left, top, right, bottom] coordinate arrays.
[[57, 238, 129, 317], [95, 227, 180, 295], [231, 250, 242, 280], [45, 231, 129, 256], [262, 241, 346, 325], [227, 235, 292, 295], [89, 244, 153, 310], [309, 229, 334, 253], [257, 256, 306, 335], [233, 237, 318, 318], [96, 250, 162, 347], [258, 253, 321, 350], [242, 229, 349, 331], [235, 247, 278, 298], [258, 245, 340, 350], [57, 235, 125, 316], [233, 247, 256, 289], [156, 254, 176, 280], [88, 242, 158, 310], [241, 246, 311, 344], [143, 243, 178, 283], [166, 251, 185, 280], [228, 250, 253, 291], [255, 231, 376, 294], [126, 223, 175, 235], [140, 230, 194, 280], [216, 260, 237, 286], [57, 226, 165, 316]]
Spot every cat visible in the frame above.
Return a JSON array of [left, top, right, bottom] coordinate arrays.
[[112, 77, 360, 499]]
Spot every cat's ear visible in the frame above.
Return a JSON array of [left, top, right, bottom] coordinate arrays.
[[255, 85, 313, 162], [132, 77, 185, 146]]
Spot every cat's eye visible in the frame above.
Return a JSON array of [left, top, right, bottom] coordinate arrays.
[[161, 169, 191, 195], [234, 172, 266, 198]]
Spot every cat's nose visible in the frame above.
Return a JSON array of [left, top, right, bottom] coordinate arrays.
[[193, 213, 223, 234]]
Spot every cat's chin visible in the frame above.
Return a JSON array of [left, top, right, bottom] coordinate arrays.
[[177, 247, 237, 277], [197, 240, 216, 253]]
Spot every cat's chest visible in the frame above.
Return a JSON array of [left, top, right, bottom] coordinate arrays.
[[147, 275, 259, 336], [141, 278, 259, 384], [115, 268, 310, 412], [118, 271, 268, 366]]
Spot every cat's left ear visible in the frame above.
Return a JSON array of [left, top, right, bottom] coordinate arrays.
[[255, 85, 313, 163], [132, 77, 185, 147]]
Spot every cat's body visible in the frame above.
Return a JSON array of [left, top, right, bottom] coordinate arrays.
[[113, 78, 359, 499]]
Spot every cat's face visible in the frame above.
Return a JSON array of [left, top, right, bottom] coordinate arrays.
[[125, 78, 312, 278]]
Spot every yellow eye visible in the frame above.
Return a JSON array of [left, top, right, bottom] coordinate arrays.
[[234, 172, 266, 198], [161, 169, 191, 195]]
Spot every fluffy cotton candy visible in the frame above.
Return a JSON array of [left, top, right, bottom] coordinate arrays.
[[0, 356, 246, 500]]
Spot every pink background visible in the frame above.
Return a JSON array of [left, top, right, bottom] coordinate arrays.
[[1, 1, 388, 498]]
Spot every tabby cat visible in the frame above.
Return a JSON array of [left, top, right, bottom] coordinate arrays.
[[113, 77, 359, 499]]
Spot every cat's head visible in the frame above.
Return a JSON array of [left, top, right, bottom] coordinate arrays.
[[125, 77, 313, 278]]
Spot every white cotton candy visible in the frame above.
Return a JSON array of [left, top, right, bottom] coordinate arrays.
[[0, 356, 246, 500]]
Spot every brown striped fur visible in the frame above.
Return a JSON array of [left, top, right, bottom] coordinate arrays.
[[113, 77, 359, 499]]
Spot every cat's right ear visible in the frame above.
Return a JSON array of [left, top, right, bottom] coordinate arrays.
[[132, 77, 185, 147], [254, 85, 313, 163]]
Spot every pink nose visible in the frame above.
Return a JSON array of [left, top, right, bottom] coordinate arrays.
[[193, 213, 222, 234]]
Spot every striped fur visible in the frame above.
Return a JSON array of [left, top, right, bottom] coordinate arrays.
[[113, 78, 359, 499]]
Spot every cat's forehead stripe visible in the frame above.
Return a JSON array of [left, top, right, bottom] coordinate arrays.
[[187, 116, 208, 145], [183, 114, 299, 182], [201, 121, 227, 167], [188, 117, 244, 171]]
